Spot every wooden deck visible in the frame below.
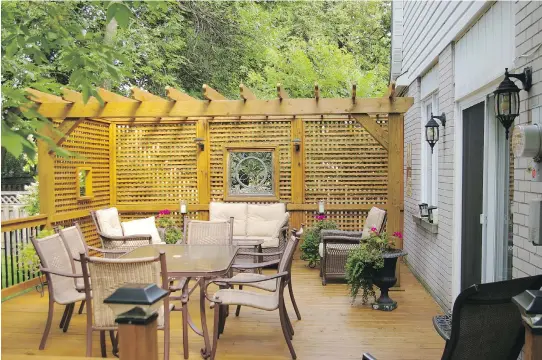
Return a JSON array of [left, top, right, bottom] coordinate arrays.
[[1, 261, 445, 360]]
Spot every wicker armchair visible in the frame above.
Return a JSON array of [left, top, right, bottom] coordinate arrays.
[[90, 208, 152, 252], [80, 251, 172, 359], [319, 207, 386, 285], [204, 232, 300, 359], [181, 216, 234, 245], [31, 233, 86, 350], [432, 275, 542, 360]]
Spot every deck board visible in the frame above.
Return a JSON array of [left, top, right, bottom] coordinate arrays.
[[1, 260, 445, 359]]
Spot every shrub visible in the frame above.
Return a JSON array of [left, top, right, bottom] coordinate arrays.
[[299, 215, 337, 268]]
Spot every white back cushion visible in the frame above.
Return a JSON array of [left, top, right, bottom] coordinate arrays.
[[246, 203, 286, 238], [209, 202, 248, 236], [96, 207, 123, 237], [362, 207, 387, 239], [121, 216, 161, 244]]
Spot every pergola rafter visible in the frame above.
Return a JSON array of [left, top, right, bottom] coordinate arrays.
[[203, 84, 226, 101], [239, 84, 257, 101]]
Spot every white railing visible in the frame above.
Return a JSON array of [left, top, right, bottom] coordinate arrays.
[[1, 191, 29, 221]]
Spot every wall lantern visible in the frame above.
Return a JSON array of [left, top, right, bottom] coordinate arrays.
[[494, 67, 532, 139], [427, 206, 437, 224], [318, 200, 325, 214], [292, 138, 301, 152], [425, 113, 446, 153], [179, 200, 187, 214], [419, 203, 429, 218], [512, 290, 542, 329], [194, 137, 205, 151]]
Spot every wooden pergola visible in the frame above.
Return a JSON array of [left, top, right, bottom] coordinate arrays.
[[26, 83, 412, 252]]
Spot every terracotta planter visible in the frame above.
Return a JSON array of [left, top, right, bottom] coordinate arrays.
[[371, 249, 407, 311]]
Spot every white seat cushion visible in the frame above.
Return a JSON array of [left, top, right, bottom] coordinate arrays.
[[247, 203, 286, 238], [209, 202, 248, 237], [361, 207, 387, 239], [233, 235, 278, 248], [121, 216, 161, 244], [96, 207, 123, 237]]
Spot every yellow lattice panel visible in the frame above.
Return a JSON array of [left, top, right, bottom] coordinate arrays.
[[303, 210, 370, 231], [115, 123, 198, 204], [304, 116, 388, 206], [209, 118, 291, 202], [54, 120, 110, 213]]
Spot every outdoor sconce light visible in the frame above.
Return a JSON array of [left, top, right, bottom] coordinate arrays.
[[194, 137, 205, 151], [419, 203, 429, 218], [104, 283, 168, 325], [425, 113, 446, 153], [494, 67, 532, 139], [292, 138, 301, 152], [318, 200, 325, 214], [513, 290, 542, 329], [427, 206, 437, 223], [179, 200, 187, 214]]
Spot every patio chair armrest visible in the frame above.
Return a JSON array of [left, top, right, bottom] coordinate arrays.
[[232, 259, 280, 269], [210, 271, 289, 286], [40, 266, 83, 278], [100, 232, 152, 242], [323, 236, 362, 244], [87, 246, 129, 254], [237, 250, 283, 256], [362, 353, 378, 360], [169, 277, 188, 292]]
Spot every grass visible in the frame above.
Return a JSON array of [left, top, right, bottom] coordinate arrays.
[[1, 249, 38, 289]]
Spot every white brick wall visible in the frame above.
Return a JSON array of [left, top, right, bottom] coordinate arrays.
[[403, 43, 455, 311], [512, 1, 542, 279]]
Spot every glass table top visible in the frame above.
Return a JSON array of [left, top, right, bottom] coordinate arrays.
[[121, 244, 239, 276]]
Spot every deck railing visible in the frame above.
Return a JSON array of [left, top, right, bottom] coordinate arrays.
[[1, 214, 47, 289]]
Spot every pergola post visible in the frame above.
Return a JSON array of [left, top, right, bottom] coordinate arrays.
[[196, 119, 211, 220], [37, 127, 56, 228], [290, 116, 305, 230], [109, 123, 117, 206], [387, 113, 404, 286]]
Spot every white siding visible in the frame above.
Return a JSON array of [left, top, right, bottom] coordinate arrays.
[[400, 0, 488, 84], [420, 65, 439, 100], [391, 0, 404, 82], [455, 1, 515, 100]]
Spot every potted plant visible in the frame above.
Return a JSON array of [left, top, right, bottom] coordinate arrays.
[[300, 214, 338, 268], [345, 229, 406, 310], [155, 209, 183, 244], [18, 227, 60, 296]]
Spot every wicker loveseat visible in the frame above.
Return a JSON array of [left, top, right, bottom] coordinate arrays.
[[319, 207, 386, 285], [209, 202, 289, 261]]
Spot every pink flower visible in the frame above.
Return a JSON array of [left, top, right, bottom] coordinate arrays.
[[370, 226, 378, 233], [314, 214, 327, 221], [393, 231, 403, 239], [159, 209, 171, 216]]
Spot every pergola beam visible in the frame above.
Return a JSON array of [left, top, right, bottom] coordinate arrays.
[[351, 114, 389, 150], [277, 83, 288, 100], [61, 88, 100, 104], [131, 87, 167, 102], [98, 88, 137, 103], [165, 86, 196, 101], [32, 96, 414, 119], [25, 88, 71, 104], [239, 84, 256, 101], [203, 84, 226, 101]]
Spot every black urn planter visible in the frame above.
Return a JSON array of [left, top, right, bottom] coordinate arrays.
[[371, 249, 407, 311]]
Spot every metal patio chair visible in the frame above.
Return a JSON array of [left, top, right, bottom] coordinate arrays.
[[204, 232, 301, 359], [31, 233, 86, 350]]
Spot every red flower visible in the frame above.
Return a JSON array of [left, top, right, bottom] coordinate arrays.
[[159, 209, 171, 216], [314, 214, 327, 221], [393, 231, 403, 239]]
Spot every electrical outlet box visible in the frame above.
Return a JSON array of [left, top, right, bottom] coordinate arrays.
[[529, 199, 542, 246], [513, 124, 542, 182]]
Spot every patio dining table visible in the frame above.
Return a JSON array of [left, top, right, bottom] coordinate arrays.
[[121, 244, 239, 359]]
